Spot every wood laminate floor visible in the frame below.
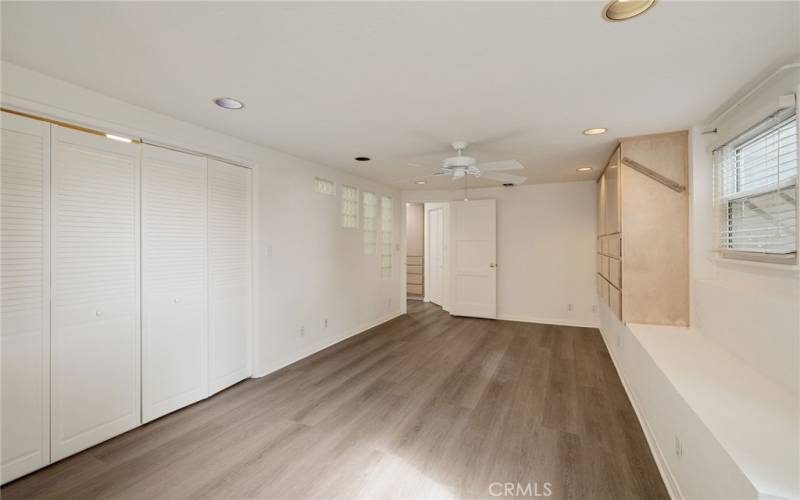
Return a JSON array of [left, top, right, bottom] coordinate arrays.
[[2, 302, 668, 499]]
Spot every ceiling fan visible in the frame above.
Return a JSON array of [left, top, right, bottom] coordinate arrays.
[[409, 141, 527, 186]]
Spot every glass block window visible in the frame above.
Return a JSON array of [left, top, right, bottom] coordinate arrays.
[[341, 185, 359, 228], [314, 177, 335, 195], [381, 196, 393, 277], [363, 191, 377, 255]]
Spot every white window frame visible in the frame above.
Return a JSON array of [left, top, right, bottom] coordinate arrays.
[[713, 109, 798, 265]]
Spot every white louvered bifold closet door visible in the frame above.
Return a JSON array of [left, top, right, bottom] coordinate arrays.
[[0, 112, 51, 484], [208, 159, 252, 394], [50, 126, 140, 461], [141, 145, 208, 422]]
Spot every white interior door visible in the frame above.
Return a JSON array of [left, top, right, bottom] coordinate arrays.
[[428, 207, 444, 306], [1, 112, 51, 484], [141, 145, 208, 422], [449, 199, 497, 319], [50, 126, 140, 461], [208, 160, 251, 394]]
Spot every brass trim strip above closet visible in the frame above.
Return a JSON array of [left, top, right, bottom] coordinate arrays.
[[1, 107, 141, 143], [140, 139, 251, 170], [1, 107, 251, 169]]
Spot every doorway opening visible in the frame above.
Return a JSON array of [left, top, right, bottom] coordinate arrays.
[[405, 203, 424, 301]]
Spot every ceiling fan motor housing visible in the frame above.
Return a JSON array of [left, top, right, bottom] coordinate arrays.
[[444, 155, 476, 168]]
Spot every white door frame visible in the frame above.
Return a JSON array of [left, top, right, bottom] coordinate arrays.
[[448, 199, 497, 319], [423, 202, 450, 311]]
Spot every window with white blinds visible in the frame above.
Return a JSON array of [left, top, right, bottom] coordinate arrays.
[[363, 191, 377, 255], [713, 112, 798, 262], [314, 177, 335, 195], [381, 196, 393, 277], [341, 185, 359, 228]]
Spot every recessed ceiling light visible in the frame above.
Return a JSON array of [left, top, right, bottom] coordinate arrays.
[[355, 157, 371, 162], [415, 180, 426, 185], [602, 0, 656, 22], [577, 167, 593, 172], [583, 128, 608, 135], [213, 97, 244, 110]]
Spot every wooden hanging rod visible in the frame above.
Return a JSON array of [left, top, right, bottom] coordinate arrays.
[[622, 157, 686, 193], [1, 107, 142, 143]]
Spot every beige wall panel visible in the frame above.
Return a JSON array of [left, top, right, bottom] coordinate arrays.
[[604, 147, 621, 234], [620, 133, 689, 326], [406, 204, 424, 256], [609, 257, 621, 289], [597, 175, 606, 236], [609, 285, 622, 319], [608, 235, 621, 258]]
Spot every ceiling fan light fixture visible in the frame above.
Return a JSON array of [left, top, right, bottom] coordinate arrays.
[[577, 167, 593, 172], [213, 97, 244, 110], [602, 0, 656, 22], [583, 128, 608, 135], [415, 180, 426, 185]]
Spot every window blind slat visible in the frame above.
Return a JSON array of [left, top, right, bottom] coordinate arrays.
[[714, 114, 797, 257]]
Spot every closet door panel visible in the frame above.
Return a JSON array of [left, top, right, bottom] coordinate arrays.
[[1, 113, 50, 483], [50, 126, 140, 461], [208, 160, 251, 394], [141, 145, 208, 422]]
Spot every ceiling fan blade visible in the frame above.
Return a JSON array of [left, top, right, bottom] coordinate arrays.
[[476, 160, 524, 171], [482, 172, 527, 185], [390, 170, 450, 183]]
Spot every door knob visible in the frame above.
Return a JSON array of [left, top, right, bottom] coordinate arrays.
[[489, 263, 496, 268], [95, 310, 103, 317], [173, 297, 182, 304]]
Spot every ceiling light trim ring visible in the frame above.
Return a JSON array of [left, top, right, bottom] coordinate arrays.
[[214, 97, 245, 110], [602, 0, 657, 22]]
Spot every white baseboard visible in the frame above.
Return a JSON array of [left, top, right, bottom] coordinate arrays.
[[597, 318, 684, 500], [252, 310, 404, 378], [497, 314, 600, 329]]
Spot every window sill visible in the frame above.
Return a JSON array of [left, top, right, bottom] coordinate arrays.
[[712, 254, 800, 273]]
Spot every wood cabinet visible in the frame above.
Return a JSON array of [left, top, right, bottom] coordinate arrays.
[[597, 131, 689, 326]]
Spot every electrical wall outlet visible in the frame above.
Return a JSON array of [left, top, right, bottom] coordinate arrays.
[[592, 305, 598, 313], [300, 326, 305, 337], [674, 435, 683, 459], [323, 318, 328, 328], [567, 303, 573, 312]]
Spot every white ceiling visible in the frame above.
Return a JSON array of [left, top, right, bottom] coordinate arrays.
[[2, 1, 798, 189]]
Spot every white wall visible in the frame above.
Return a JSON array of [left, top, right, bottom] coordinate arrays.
[[1, 61, 403, 378], [406, 203, 423, 256], [690, 64, 800, 394], [598, 62, 800, 500], [404, 181, 598, 327]]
